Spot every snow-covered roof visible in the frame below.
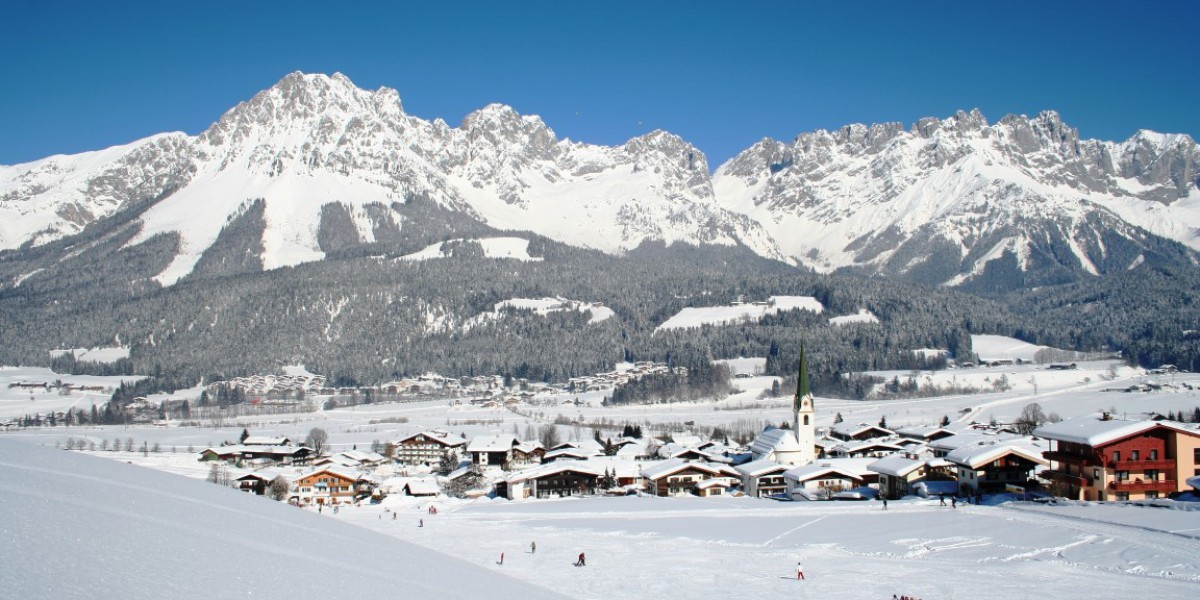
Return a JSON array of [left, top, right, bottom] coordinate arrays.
[[640, 458, 730, 480], [514, 441, 544, 454], [467, 435, 518, 452], [894, 425, 954, 440], [783, 462, 865, 483], [844, 440, 904, 453], [945, 442, 1048, 469], [749, 427, 802, 457], [397, 431, 466, 447], [505, 460, 603, 483], [1031, 414, 1200, 446], [695, 477, 734, 490], [242, 435, 291, 446], [544, 447, 594, 460], [830, 423, 894, 439], [866, 455, 924, 477], [404, 478, 440, 495], [734, 458, 789, 478]]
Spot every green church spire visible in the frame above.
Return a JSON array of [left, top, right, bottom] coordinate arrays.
[[794, 344, 811, 412]]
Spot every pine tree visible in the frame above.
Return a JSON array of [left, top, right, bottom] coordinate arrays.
[[240, 428, 250, 443], [878, 416, 888, 429], [940, 415, 951, 427], [834, 412, 844, 424]]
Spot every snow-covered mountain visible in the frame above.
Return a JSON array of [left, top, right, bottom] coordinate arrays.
[[0, 72, 784, 286], [713, 109, 1200, 286], [2, 73, 1197, 288]]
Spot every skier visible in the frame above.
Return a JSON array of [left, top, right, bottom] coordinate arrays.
[[883, 498, 888, 510], [939, 494, 946, 506], [575, 552, 586, 567], [530, 541, 537, 554], [796, 559, 805, 580], [419, 519, 424, 527], [499, 553, 505, 565], [951, 496, 957, 508]]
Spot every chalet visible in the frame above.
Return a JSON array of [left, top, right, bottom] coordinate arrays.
[[894, 425, 956, 443], [511, 441, 546, 466], [868, 454, 956, 500], [945, 442, 1047, 496], [314, 450, 389, 470], [467, 435, 520, 468], [828, 440, 905, 459], [294, 468, 368, 505], [734, 459, 790, 498], [394, 431, 466, 466], [501, 462, 602, 500], [402, 478, 439, 497], [641, 459, 738, 497], [243, 435, 292, 446], [197, 444, 312, 466], [235, 473, 272, 495], [829, 423, 894, 442], [1035, 414, 1200, 501], [543, 447, 594, 463], [784, 460, 871, 500], [670, 447, 732, 464], [695, 477, 735, 497]]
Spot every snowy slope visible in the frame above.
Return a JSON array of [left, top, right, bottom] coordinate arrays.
[[0, 438, 562, 600]]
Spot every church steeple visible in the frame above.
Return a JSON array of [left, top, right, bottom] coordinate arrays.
[[793, 344, 817, 466]]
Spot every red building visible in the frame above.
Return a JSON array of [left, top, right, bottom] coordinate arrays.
[[1035, 414, 1200, 501]]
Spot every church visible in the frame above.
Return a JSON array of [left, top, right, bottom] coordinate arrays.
[[749, 347, 817, 467]]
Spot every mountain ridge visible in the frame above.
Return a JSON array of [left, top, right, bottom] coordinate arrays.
[[1, 72, 1197, 289]]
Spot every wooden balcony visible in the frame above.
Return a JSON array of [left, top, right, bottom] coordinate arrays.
[[1044, 451, 1103, 466], [1108, 459, 1175, 470], [1041, 470, 1088, 486], [1108, 479, 1176, 493]]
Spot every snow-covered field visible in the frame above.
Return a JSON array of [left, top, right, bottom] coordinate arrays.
[[656, 296, 822, 331], [5, 356, 1200, 599]]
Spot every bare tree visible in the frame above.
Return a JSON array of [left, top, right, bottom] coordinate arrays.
[[269, 476, 291, 501], [539, 424, 561, 449], [1015, 403, 1047, 435], [306, 427, 329, 456]]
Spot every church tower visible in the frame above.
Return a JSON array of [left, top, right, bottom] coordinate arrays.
[[793, 345, 817, 466]]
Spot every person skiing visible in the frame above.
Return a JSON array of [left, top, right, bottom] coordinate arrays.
[[939, 494, 946, 506], [882, 498, 888, 510], [419, 519, 424, 527], [530, 541, 537, 554], [499, 553, 505, 565], [796, 559, 805, 580], [575, 552, 586, 567], [951, 496, 957, 508]]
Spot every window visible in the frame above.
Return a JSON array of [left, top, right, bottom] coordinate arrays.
[[1145, 470, 1159, 481], [1093, 468, 1100, 480], [1116, 492, 1129, 501], [1117, 471, 1130, 481], [1112, 451, 1121, 462], [804, 415, 810, 426], [1145, 491, 1159, 499], [1194, 448, 1200, 463], [1131, 450, 1139, 461], [1149, 449, 1158, 460]]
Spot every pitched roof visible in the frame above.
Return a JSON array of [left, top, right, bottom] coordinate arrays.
[[397, 431, 465, 447], [505, 460, 604, 483], [466, 435, 518, 452], [830, 423, 894, 439], [1033, 414, 1161, 446], [783, 462, 866, 483], [945, 442, 1047, 469], [866, 454, 924, 477], [640, 458, 729, 480], [734, 458, 789, 478]]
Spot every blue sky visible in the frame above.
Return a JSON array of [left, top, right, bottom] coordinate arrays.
[[2, 1, 1197, 167]]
